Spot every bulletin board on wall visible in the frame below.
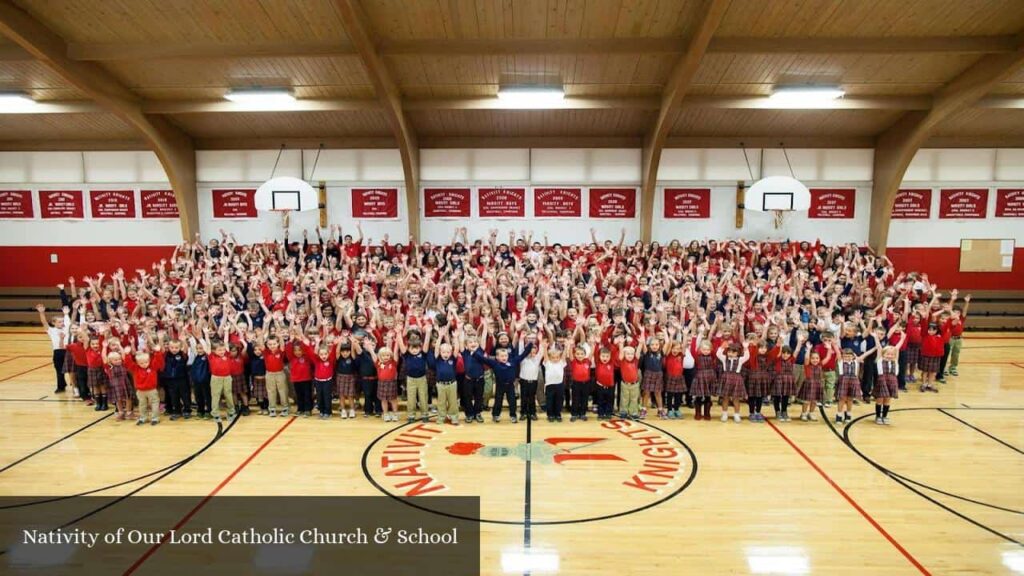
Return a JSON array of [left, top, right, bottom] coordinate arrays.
[[959, 239, 1015, 272]]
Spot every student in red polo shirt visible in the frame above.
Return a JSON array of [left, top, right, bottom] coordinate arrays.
[[593, 346, 616, 420], [202, 330, 237, 422], [123, 343, 166, 425], [919, 323, 945, 393]]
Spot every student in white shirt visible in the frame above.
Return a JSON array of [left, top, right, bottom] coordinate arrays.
[[36, 303, 71, 394], [517, 332, 542, 421]]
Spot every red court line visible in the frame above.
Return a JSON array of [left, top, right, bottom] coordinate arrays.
[[122, 416, 297, 576], [765, 419, 931, 576], [0, 362, 51, 383]]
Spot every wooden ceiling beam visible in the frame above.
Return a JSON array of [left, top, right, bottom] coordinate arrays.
[[0, 0, 199, 239], [869, 35, 1024, 254], [709, 35, 1018, 54], [335, 0, 420, 240], [640, 0, 732, 242], [1, 35, 1016, 62]]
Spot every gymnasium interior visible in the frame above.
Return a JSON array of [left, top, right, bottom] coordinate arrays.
[[0, 1, 1022, 575]]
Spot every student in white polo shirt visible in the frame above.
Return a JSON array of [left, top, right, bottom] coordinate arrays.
[[36, 303, 71, 394]]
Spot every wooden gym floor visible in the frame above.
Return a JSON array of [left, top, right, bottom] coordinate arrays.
[[0, 327, 1021, 575]]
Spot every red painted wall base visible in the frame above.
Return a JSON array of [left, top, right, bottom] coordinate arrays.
[[1, 245, 1022, 291], [0, 246, 176, 288], [886, 247, 1024, 291]]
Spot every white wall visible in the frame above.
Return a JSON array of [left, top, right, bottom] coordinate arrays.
[[887, 185, 1024, 248], [197, 184, 409, 244], [2, 148, 1023, 250], [652, 184, 871, 244]]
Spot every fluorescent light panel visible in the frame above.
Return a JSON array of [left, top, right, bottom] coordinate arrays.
[[0, 91, 37, 111], [224, 88, 296, 109], [496, 85, 565, 108], [768, 85, 845, 108]]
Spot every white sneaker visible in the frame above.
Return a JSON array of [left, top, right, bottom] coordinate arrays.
[[348, 409, 356, 418], [340, 411, 347, 419], [733, 414, 741, 423], [721, 413, 729, 422]]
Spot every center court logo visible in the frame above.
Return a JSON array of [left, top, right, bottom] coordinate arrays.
[[363, 419, 698, 524]]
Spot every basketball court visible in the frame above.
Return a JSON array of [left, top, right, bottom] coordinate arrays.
[[0, 329, 1022, 574], [2, 1, 1024, 574]]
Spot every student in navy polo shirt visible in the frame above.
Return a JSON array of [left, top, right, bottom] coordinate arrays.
[[477, 334, 533, 424], [458, 327, 487, 424], [398, 327, 431, 423], [428, 325, 460, 425]]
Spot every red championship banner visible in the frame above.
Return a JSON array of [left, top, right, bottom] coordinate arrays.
[[534, 187, 582, 218], [89, 190, 136, 219], [995, 189, 1024, 217], [808, 188, 856, 219], [352, 188, 398, 218], [212, 189, 257, 218], [0, 190, 33, 218], [39, 190, 84, 219], [140, 189, 180, 219], [663, 188, 711, 219], [478, 187, 525, 218], [891, 189, 932, 219], [939, 188, 988, 219], [588, 188, 636, 218], [423, 188, 470, 218]]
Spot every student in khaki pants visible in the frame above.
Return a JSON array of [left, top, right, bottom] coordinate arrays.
[[262, 338, 290, 416], [398, 329, 430, 422], [202, 336, 236, 422]]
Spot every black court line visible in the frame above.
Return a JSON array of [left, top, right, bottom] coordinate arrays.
[[0, 412, 113, 474], [0, 415, 241, 558], [938, 408, 1024, 456], [0, 417, 229, 510], [822, 406, 1024, 547], [523, 415, 533, 576], [961, 403, 971, 408], [523, 414, 532, 547]]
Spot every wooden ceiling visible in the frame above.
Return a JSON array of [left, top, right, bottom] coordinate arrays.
[[1, 0, 1023, 150]]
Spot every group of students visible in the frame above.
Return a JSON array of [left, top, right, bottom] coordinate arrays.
[[37, 225, 971, 428]]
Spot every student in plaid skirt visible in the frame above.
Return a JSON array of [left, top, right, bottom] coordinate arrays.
[[771, 346, 796, 421], [85, 338, 109, 411], [690, 340, 718, 421], [229, 343, 249, 416], [334, 336, 358, 419], [873, 344, 903, 425], [369, 342, 400, 422], [834, 342, 875, 424], [103, 346, 132, 421], [248, 341, 268, 415], [639, 335, 666, 419], [716, 343, 749, 423], [918, 323, 944, 393], [745, 342, 772, 422], [663, 341, 687, 419], [904, 315, 923, 384], [798, 344, 833, 421]]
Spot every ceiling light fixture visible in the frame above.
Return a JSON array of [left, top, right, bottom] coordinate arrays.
[[496, 85, 565, 109], [0, 91, 38, 111], [768, 85, 845, 108], [224, 87, 297, 109]]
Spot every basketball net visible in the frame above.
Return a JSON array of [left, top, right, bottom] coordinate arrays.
[[773, 209, 785, 229]]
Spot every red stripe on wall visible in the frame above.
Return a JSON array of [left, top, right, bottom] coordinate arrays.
[[0, 246, 176, 287], [886, 247, 1024, 290]]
